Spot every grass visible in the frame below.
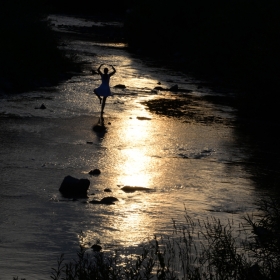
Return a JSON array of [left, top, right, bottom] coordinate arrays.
[[44, 198, 280, 280], [13, 198, 279, 279]]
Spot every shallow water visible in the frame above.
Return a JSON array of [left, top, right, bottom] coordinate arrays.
[[0, 14, 264, 279]]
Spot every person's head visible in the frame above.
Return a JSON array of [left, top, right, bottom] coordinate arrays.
[[104, 68, 109, 74]]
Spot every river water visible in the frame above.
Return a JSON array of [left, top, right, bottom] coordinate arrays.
[[0, 14, 271, 279]]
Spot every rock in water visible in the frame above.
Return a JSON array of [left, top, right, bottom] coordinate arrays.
[[91, 244, 102, 252], [59, 175, 90, 198], [89, 169, 101, 175], [100, 197, 118, 204], [89, 196, 119, 205], [154, 86, 164, 90], [35, 103, 46, 109], [92, 125, 106, 132], [169, 84, 179, 92], [114, 84, 126, 89], [121, 186, 151, 192]]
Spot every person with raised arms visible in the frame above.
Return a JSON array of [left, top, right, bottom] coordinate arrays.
[[93, 64, 116, 114]]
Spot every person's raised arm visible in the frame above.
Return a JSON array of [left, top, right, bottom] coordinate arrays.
[[110, 65, 116, 76], [97, 64, 104, 75]]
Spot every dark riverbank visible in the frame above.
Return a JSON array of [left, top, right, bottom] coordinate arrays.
[[124, 0, 280, 122], [2, 0, 280, 123], [125, 0, 280, 195], [0, 1, 80, 93]]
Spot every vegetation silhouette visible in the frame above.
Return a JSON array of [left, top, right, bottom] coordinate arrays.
[[44, 198, 280, 279]]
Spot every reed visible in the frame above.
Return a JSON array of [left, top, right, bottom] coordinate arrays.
[[13, 198, 279, 279], [46, 198, 279, 279]]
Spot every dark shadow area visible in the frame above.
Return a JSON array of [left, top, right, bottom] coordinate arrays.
[[0, 0, 130, 93], [47, 0, 130, 15], [0, 0, 80, 93], [234, 120, 280, 196], [54, 17, 126, 45], [124, 0, 280, 122], [92, 116, 107, 138]]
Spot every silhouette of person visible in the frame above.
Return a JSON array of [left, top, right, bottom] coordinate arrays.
[[94, 64, 116, 114]]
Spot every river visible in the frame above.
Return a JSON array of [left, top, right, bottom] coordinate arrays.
[[0, 14, 273, 279]]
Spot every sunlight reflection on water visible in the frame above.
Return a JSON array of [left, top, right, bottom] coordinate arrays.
[[76, 98, 257, 251], [0, 14, 264, 280], [117, 148, 153, 187]]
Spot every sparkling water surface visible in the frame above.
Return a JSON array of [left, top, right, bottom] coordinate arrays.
[[0, 15, 262, 279]]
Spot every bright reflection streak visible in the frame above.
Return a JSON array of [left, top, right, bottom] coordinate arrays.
[[79, 107, 160, 249], [118, 148, 151, 187], [115, 114, 154, 188], [124, 77, 159, 89], [112, 202, 153, 246], [110, 112, 157, 246]]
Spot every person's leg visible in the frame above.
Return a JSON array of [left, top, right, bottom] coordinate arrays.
[[101, 97, 107, 114], [94, 89, 102, 104]]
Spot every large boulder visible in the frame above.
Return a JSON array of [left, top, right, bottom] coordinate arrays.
[[59, 175, 90, 198]]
